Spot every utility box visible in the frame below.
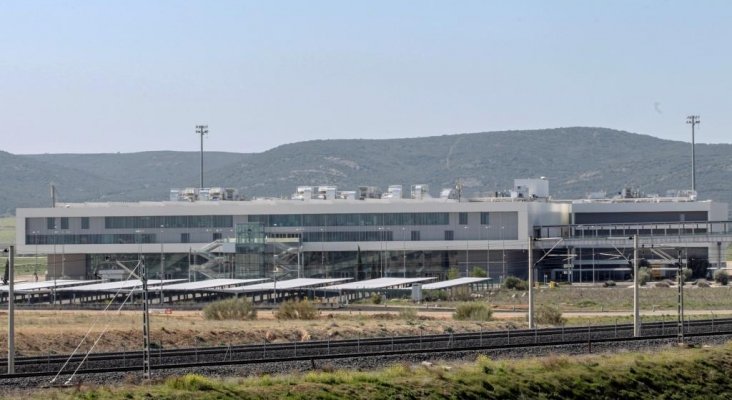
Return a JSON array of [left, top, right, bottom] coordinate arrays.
[[411, 283, 423, 302]]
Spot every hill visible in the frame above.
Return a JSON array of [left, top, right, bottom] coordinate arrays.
[[2, 127, 730, 215]]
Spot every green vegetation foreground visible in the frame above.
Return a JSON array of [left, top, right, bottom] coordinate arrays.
[[19, 342, 732, 399]]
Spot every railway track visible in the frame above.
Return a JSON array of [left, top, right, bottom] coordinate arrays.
[[1, 316, 731, 382]]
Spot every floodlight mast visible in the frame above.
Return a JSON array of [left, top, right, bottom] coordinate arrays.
[[686, 115, 700, 192], [196, 125, 209, 189]]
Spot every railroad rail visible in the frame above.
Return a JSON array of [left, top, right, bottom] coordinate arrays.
[[1, 317, 732, 381]]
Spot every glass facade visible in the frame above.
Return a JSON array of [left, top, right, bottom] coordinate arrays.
[[27, 233, 156, 245], [248, 212, 449, 227], [302, 231, 394, 242], [105, 215, 233, 229]]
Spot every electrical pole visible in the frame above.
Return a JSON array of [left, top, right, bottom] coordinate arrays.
[[141, 256, 151, 379], [7, 246, 15, 374], [677, 249, 685, 344], [528, 237, 534, 329], [633, 235, 640, 337], [686, 115, 700, 192], [196, 125, 208, 189]]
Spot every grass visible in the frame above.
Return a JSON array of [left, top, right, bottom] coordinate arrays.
[[15, 341, 732, 399]]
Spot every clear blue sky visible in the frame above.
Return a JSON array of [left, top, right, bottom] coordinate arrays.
[[1, 1, 730, 154]]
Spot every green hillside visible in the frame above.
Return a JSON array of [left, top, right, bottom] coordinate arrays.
[[2, 127, 731, 215]]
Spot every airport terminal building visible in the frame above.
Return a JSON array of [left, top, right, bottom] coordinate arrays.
[[15, 179, 729, 283]]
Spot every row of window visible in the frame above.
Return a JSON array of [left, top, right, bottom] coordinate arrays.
[[40, 212, 496, 232], [302, 231, 396, 242], [105, 215, 233, 229], [46, 217, 89, 230], [249, 212, 455, 227], [28, 234, 157, 245]]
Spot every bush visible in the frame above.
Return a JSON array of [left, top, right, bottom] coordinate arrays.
[[637, 267, 651, 286], [370, 294, 383, 304], [696, 279, 711, 288], [534, 305, 565, 325], [682, 268, 693, 283], [503, 276, 528, 291], [166, 374, 220, 391], [453, 303, 493, 321], [275, 299, 318, 320], [423, 289, 448, 302], [603, 280, 616, 287], [447, 267, 461, 280], [714, 269, 729, 286], [470, 267, 487, 278], [398, 307, 418, 320], [202, 298, 257, 320]]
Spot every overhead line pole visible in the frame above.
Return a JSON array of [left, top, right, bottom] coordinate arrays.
[[7, 246, 15, 374], [633, 235, 640, 337]]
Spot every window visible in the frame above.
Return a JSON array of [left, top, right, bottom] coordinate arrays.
[[411, 230, 420, 241], [213, 232, 222, 241], [480, 212, 490, 225], [81, 217, 90, 230], [444, 230, 454, 240], [105, 215, 233, 229], [47, 217, 56, 230], [60, 217, 69, 230], [458, 212, 468, 225], [181, 233, 190, 243]]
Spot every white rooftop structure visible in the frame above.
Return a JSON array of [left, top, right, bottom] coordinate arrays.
[[161, 278, 267, 291], [419, 277, 491, 290], [0, 280, 88, 293], [57, 279, 183, 292], [223, 278, 350, 293], [327, 277, 435, 290]]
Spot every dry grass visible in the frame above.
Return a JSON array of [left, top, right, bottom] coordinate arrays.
[[0, 309, 519, 356]]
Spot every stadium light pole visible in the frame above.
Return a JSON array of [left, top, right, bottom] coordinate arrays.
[[196, 125, 208, 189], [686, 115, 700, 192]]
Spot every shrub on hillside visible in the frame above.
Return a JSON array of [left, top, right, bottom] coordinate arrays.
[[370, 294, 383, 304], [503, 276, 528, 291], [275, 299, 319, 320], [453, 303, 493, 321], [202, 298, 257, 321], [534, 305, 566, 325], [470, 267, 487, 278], [714, 269, 729, 286]]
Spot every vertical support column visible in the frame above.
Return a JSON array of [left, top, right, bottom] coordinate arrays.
[[633, 235, 640, 337], [7, 245, 15, 374], [677, 250, 685, 344], [141, 257, 151, 379], [528, 236, 534, 329]]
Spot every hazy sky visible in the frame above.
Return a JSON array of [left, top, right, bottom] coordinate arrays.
[[1, 1, 730, 154]]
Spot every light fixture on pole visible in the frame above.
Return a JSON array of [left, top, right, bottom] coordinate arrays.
[[196, 125, 208, 189], [686, 115, 700, 192]]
